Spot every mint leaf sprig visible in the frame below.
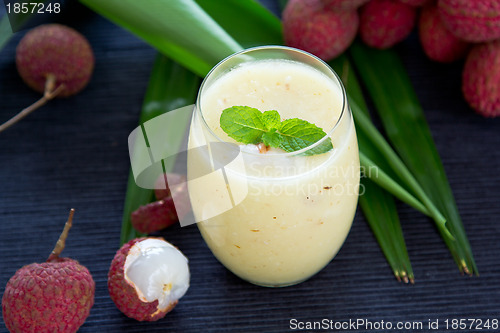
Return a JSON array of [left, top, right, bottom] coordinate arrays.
[[220, 106, 333, 156]]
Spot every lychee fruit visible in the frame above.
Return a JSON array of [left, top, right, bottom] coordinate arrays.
[[131, 173, 190, 233], [397, 0, 430, 6], [462, 40, 500, 117], [16, 23, 94, 97], [2, 209, 95, 333], [108, 237, 190, 321], [320, 0, 371, 11], [359, 0, 417, 49], [0, 24, 94, 133], [438, 0, 500, 43], [131, 199, 179, 234], [419, 3, 470, 62], [283, 0, 359, 61]]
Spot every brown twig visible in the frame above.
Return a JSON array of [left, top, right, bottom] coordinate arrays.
[[48, 208, 75, 261], [0, 74, 65, 133]]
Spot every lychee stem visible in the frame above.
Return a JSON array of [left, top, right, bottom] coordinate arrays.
[[48, 208, 75, 261], [0, 74, 66, 133]]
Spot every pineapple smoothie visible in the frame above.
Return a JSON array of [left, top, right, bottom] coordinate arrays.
[[188, 47, 359, 287]]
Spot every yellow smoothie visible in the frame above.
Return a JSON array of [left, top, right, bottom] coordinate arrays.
[[188, 48, 359, 287]]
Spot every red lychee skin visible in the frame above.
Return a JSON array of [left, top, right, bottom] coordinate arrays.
[[462, 41, 500, 117], [283, 0, 359, 61], [397, 0, 430, 6], [108, 238, 177, 321], [16, 23, 95, 97], [438, 0, 500, 43], [2, 258, 95, 333], [131, 198, 179, 233], [132, 172, 191, 234], [320, 0, 370, 11], [419, 3, 470, 63], [359, 0, 417, 49]]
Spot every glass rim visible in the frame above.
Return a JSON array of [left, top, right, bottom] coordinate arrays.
[[196, 45, 348, 157]]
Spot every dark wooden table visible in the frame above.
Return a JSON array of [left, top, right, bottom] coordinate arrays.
[[1, 1, 499, 332]]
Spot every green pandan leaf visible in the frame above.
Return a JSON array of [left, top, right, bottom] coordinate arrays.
[[120, 54, 200, 245], [0, 15, 13, 51], [194, 0, 282, 48], [349, 41, 477, 275], [80, 0, 242, 77]]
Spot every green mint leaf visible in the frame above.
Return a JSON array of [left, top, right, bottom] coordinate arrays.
[[279, 118, 333, 156], [220, 106, 267, 144], [262, 110, 281, 130], [219, 106, 333, 156], [262, 128, 283, 148]]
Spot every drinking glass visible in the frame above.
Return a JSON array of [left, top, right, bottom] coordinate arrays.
[[187, 46, 360, 287]]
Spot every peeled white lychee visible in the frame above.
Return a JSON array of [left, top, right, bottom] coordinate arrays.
[[108, 237, 189, 321]]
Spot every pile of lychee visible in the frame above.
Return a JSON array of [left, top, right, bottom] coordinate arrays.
[[283, 0, 500, 118]]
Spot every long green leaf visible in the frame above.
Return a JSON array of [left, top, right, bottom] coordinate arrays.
[[353, 99, 450, 228], [360, 152, 427, 215], [330, 56, 441, 220], [0, 15, 13, 51], [80, 0, 242, 77], [329, 55, 368, 112], [330, 55, 414, 281], [331, 56, 405, 192], [194, 0, 282, 48], [360, 179, 414, 283], [120, 54, 200, 245], [352, 97, 452, 240], [350, 41, 477, 275]]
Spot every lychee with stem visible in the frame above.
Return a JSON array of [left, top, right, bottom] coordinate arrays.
[[462, 40, 500, 117], [108, 237, 190, 321], [131, 173, 191, 234], [2, 209, 95, 333], [438, 0, 500, 42], [419, 3, 470, 63], [0, 24, 94, 133], [283, 0, 359, 61], [359, 0, 417, 49]]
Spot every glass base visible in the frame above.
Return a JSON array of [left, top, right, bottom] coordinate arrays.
[[248, 279, 309, 288]]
